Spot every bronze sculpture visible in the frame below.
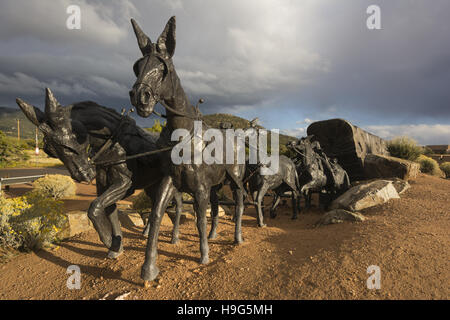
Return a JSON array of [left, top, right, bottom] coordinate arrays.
[[16, 89, 186, 258], [245, 155, 300, 223], [129, 17, 248, 284], [288, 136, 350, 209]]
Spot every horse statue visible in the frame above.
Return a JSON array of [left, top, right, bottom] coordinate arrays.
[[16, 88, 186, 259], [245, 155, 300, 224], [288, 136, 350, 209], [129, 17, 247, 285]]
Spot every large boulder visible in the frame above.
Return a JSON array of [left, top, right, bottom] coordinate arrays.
[[307, 119, 388, 181], [363, 154, 420, 180], [329, 180, 400, 212]]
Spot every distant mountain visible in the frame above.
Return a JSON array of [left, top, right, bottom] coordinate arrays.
[[0, 107, 297, 148], [0, 106, 21, 115]]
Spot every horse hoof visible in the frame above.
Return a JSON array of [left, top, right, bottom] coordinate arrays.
[[208, 232, 217, 240], [141, 265, 160, 282], [199, 256, 209, 264], [107, 248, 123, 259], [258, 223, 267, 228], [234, 238, 244, 245], [170, 238, 179, 245]]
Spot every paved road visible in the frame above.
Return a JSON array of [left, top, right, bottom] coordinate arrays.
[[0, 166, 69, 178]]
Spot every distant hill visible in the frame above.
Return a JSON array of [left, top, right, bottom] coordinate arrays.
[[0, 106, 39, 140], [202, 113, 297, 147], [0, 107, 297, 151]]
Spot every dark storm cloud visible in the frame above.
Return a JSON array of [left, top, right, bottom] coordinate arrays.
[[0, 0, 449, 142]]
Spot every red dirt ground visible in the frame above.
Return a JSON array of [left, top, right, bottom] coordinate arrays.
[[0, 174, 448, 300]]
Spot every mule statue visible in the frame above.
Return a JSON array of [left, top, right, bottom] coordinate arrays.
[[129, 17, 248, 285], [245, 155, 300, 224], [16, 88, 186, 259]]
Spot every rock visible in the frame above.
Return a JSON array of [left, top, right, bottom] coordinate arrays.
[[161, 208, 188, 226], [390, 178, 410, 195], [307, 119, 388, 181], [114, 292, 131, 300], [363, 154, 420, 180], [316, 209, 367, 225], [118, 210, 144, 228], [329, 180, 400, 212], [59, 211, 94, 238], [207, 206, 226, 218]]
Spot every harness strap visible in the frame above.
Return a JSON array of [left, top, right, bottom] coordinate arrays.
[[89, 116, 129, 164], [93, 146, 173, 166]]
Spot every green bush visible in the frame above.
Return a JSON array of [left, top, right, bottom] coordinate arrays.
[[145, 119, 166, 133], [0, 130, 30, 167], [0, 191, 66, 251], [387, 137, 423, 161], [32, 174, 76, 199], [440, 162, 450, 178], [417, 155, 440, 175]]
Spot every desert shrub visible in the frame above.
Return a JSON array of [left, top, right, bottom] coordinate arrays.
[[32, 174, 76, 199], [387, 137, 423, 161], [146, 119, 166, 133], [417, 155, 440, 175], [0, 191, 66, 251], [422, 146, 434, 156], [440, 162, 450, 178]]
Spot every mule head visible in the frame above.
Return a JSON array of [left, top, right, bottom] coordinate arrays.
[[129, 16, 176, 117], [16, 88, 95, 183]]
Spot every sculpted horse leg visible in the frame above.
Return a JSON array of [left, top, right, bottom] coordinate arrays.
[[269, 193, 281, 218], [89, 166, 131, 254], [208, 186, 220, 240], [232, 187, 244, 244], [105, 205, 124, 258], [170, 191, 183, 244], [284, 177, 299, 220], [291, 191, 299, 219], [255, 183, 270, 227], [141, 175, 175, 283], [194, 187, 210, 264]]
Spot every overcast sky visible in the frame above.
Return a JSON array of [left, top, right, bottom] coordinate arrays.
[[0, 0, 449, 144]]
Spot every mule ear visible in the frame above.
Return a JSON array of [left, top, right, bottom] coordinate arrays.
[[45, 88, 59, 118], [131, 19, 153, 55], [16, 98, 45, 126], [157, 16, 176, 58]]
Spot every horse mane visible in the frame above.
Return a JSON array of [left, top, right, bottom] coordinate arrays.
[[71, 101, 122, 121], [69, 100, 160, 147]]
